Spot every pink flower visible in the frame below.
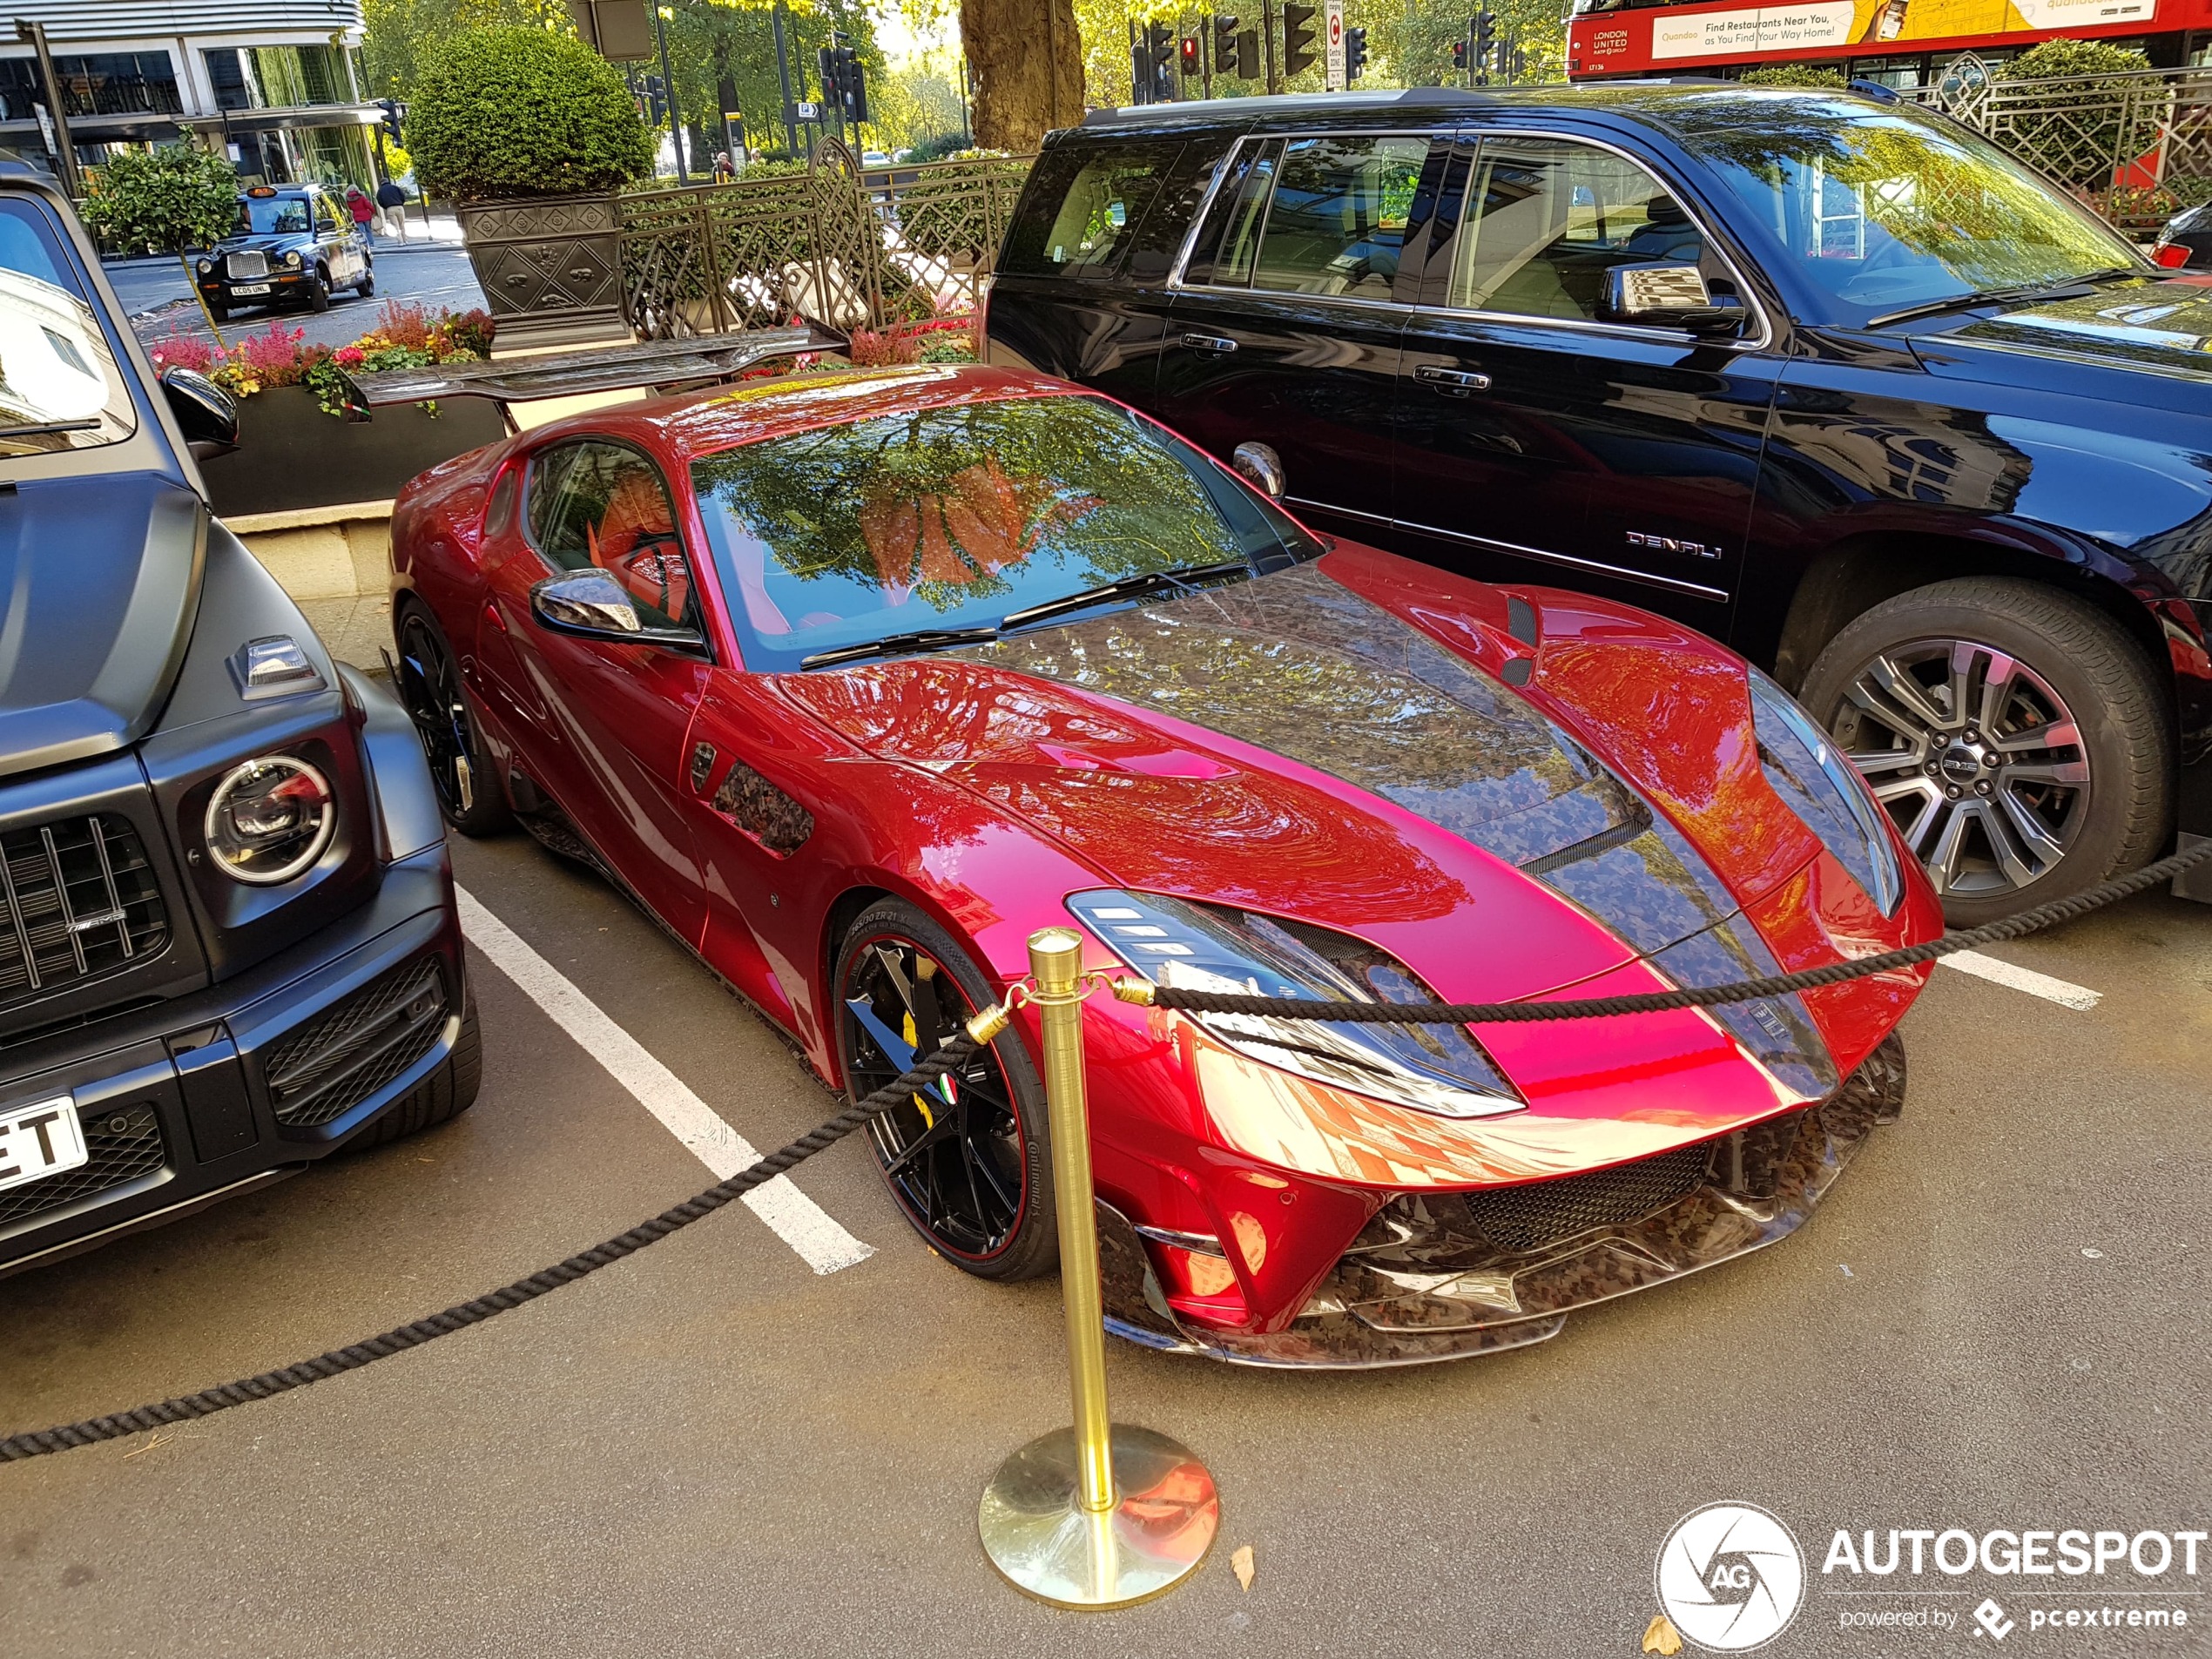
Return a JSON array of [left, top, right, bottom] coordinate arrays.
[[334, 345, 367, 368]]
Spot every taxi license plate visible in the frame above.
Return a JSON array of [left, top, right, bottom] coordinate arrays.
[[0, 1096, 85, 1194], [233, 282, 271, 295]]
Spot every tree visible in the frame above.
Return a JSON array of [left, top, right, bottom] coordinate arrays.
[[79, 144, 239, 344], [1999, 37, 2155, 188], [870, 52, 968, 152], [361, 0, 571, 98], [405, 26, 655, 199], [961, 0, 1082, 148], [1740, 64, 1847, 88]]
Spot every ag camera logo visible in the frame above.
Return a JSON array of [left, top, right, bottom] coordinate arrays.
[[1656, 1503, 1806, 1651]]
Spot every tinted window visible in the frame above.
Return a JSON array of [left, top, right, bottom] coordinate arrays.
[[999, 141, 1181, 280], [0, 199, 135, 457], [1187, 139, 1279, 288], [1251, 135, 1427, 300], [525, 441, 696, 629], [236, 194, 311, 234], [1448, 138, 1706, 320], [689, 391, 1322, 673]]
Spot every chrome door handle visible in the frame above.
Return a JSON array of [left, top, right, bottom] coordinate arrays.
[[1416, 364, 1492, 395], [1181, 333, 1238, 354]]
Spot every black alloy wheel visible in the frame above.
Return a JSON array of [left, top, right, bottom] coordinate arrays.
[[1801, 577, 2172, 925], [835, 900, 1056, 1281], [358, 266, 375, 298], [394, 604, 512, 837], [308, 267, 332, 311]]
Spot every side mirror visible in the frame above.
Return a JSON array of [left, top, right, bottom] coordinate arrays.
[[160, 366, 239, 457], [1599, 264, 1743, 335], [1231, 441, 1285, 500], [529, 569, 703, 651]]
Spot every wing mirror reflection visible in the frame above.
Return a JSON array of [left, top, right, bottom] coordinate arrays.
[[1232, 441, 1286, 499], [159, 366, 239, 458], [1599, 264, 1743, 335], [529, 569, 704, 651]]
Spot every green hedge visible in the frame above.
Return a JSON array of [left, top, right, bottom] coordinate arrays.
[[406, 27, 653, 202], [1739, 64, 1848, 88]]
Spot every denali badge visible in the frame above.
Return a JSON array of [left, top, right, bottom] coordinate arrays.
[[1628, 531, 1723, 560]]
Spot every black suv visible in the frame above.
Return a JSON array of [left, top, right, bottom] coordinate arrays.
[[0, 175, 473, 1278], [197, 185, 374, 320], [986, 84, 2212, 922]]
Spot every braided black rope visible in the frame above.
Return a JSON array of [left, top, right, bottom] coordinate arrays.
[[0, 1035, 978, 1463], [1146, 840, 2212, 1026]]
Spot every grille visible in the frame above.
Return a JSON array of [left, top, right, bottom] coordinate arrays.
[[0, 1103, 165, 1230], [0, 815, 168, 1015], [226, 249, 269, 280], [1455, 1143, 1713, 1254], [264, 958, 447, 1129]]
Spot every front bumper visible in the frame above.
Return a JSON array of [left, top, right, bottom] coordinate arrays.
[[198, 270, 312, 306], [0, 844, 464, 1278], [1098, 1034, 1907, 1367]]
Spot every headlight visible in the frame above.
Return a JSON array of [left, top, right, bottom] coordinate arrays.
[[1747, 670, 1904, 914], [196, 258, 212, 274], [285, 250, 302, 268], [1067, 890, 1525, 1120], [204, 755, 335, 885]]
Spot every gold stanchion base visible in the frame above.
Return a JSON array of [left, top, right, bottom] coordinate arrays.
[[978, 1424, 1220, 1609]]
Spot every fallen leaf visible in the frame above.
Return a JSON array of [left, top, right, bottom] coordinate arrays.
[[1231, 1544, 1255, 1592], [1642, 1613, 1683, 1655], [122, 1433, 170, 1461]]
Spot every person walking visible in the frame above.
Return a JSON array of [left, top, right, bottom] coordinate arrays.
[[375, 176, 408, 242], [346, 185, 376, 246]]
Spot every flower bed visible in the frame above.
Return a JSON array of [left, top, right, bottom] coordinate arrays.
[[174, 302, 512, 517]]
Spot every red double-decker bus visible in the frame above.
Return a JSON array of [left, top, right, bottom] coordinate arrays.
[[1566, 0, 2212, 85]]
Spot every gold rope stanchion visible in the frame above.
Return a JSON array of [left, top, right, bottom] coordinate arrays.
[[977, 927, 1220, 1608]]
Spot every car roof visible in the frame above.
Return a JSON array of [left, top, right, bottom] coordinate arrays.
[[1073, 80, 1894, 134]]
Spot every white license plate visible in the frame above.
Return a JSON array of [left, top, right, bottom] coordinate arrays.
[[0, 1096, 85, 1193], [233, 283, 271, 295]]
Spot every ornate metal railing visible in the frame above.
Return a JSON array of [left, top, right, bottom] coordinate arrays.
[[617, 142, 1035, 341], [1923, 62, 2212, 228]]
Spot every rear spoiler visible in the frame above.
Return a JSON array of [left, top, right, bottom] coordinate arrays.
[[334, 325, 842, 419]]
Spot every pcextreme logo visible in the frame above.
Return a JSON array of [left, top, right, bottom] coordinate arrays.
[[1655, 1503, 1807, 1652]]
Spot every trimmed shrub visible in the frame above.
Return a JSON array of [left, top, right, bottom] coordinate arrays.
[[2001, 37, 2151, 81], [1999, 38, 2158, 186], [1740, 64, 1849, 88], [405, 28, 653, 201], [80, 144, 238, 254]]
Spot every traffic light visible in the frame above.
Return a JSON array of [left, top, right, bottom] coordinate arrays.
[[834, 44, 868, 122], [1143, 20, 1176, 99], [1179, 32, 1201, 80], [1280, 0, 1318, 78], [1213, 13, 1242, 78], [1344, 24, 1368, 81], [1450, 30, 1469, 78], [1473, 9, 1497, 79], [643, 72, 666, 125], [377, 97, 402, 140]]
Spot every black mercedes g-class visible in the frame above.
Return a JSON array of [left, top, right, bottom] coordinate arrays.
[[987, 84, 2212, 923], [0, 174, 474, 1278]]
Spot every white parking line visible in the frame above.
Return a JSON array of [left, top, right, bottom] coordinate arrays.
[[1940, 949, 2103, 1011], [454, 886, 873, 1275]]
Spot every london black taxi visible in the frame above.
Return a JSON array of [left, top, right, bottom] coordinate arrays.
[[0, 172, 473, 1278], [197, 183, 374, 321], [985, 84, 2212, 924]]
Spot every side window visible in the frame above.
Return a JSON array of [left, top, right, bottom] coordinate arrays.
[[1447, 138, 1709, 322], [525, 442, 697, 631], [998, 141, 1183, 281], [1185, 139, 1280, 287], [314, 195, 342, 234], [1250, 135, 1429, 300]]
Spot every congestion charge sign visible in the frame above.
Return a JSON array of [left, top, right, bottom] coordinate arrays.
[[1325, 0, 1346, 89]]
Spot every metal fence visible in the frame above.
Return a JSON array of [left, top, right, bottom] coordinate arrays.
[[617, 141, 1035, 341], [1925, 63, 2212, 229]]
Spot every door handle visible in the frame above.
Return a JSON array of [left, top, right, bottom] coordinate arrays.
[[1180, 333, 1238, 354], [1415, 364, 1492, 395]]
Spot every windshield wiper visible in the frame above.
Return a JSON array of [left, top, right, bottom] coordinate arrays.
[[998, 558, 1255, 633], [799, 625, 1001, 671], [1866, 267, 2144, 330]]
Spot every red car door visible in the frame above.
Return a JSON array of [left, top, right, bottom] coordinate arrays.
[[486, 437, 711, 944]]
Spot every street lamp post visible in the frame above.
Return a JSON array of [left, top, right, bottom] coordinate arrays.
[[15, 21, 81, 201], [652, 3, 690, 184]]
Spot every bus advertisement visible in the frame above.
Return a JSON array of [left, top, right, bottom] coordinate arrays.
[[1565, 0, 2212, 78]]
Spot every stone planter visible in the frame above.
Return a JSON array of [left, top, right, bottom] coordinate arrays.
[[455, 192, 627, 351], [199, 385, 509, 518]]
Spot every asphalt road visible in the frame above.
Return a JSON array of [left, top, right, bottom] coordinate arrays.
[[1, 827, 2207, 1658], [107, 237, 489, 355]]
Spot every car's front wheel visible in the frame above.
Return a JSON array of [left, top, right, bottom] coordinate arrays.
[[1800, 576, 2171, 926], [835, 900, 1057, 1281], [395, 601, 513, 837]]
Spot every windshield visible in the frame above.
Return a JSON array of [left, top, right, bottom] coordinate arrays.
[[690, 391, 1322, 673], [1664, 96, 2139, 327], [235, 195, 312, 235], [0, 198, 135, 457]]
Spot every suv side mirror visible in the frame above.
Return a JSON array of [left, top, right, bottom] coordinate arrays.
[[1599, 264, 1742, 335], [529, 568, 704, 651], [160, 366, 239, 458]]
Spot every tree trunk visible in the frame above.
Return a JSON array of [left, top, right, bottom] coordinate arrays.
[[959, 0, 1084, 152]]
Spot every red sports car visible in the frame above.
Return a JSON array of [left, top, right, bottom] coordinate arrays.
[[388, 362, 1940, 1366]]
